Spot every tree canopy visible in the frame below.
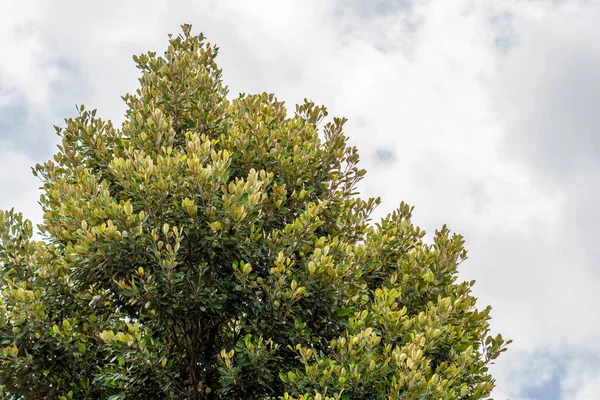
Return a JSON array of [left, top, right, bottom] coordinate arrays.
[[0, 25, 510, 400]]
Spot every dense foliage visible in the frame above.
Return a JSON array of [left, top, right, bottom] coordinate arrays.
[[0, 25, 510, 399]]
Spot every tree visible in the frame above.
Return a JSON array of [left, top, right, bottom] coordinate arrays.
[[0, 25, 510, 400]]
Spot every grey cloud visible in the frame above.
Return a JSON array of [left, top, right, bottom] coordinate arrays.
[[559, 354, 600, 399], [0, 141, 42, 225], [489, 11, 518, 53], [483, 4, 600, 397], [523, 372, 561, 400], [0, 101, 57, 158], [493, 352, 563, 400], [495, 6, 600, 182], [332, 0, 422, 56], [359, 0, 411, 16], [373, 147, 397, 165], [0, 11, 85, 157], [490, 0, 600, 332], [0, 103, 28, 138]]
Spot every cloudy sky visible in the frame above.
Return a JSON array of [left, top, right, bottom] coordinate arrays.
[[1, 0, 599, 398]]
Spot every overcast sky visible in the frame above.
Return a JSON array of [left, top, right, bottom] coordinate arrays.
[[1, 1, 599, 398]]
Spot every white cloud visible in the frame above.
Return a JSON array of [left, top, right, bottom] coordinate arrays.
[[557, 356, 600, 400], [489, 0, 600, 349], [0, 141, 42, 226]]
